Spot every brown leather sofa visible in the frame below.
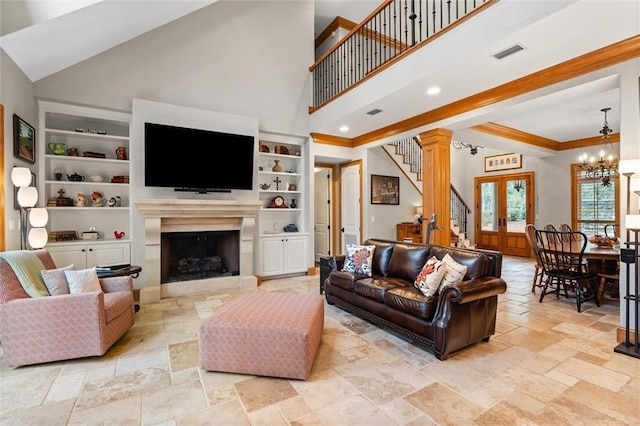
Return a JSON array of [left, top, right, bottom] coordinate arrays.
[[323, 239, 507, 360]]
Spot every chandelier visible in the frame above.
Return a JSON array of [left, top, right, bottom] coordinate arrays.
[[452, 140, 483, 155], [578, 107, 618, 187]]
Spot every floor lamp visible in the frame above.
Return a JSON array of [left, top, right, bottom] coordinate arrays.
[[11, 167, 48, 250], [614, 159, 640, 359]]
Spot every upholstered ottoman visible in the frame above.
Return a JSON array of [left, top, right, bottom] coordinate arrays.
[[199, 291, 324, 380]]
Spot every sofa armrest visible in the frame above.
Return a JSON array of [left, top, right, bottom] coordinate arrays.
[[99, 276, 133, 293], [439, 276, 507, 304], [0, 292, 105, 332]]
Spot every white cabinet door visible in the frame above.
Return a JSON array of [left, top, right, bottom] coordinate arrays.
[[284, 235, 307, 273], [86, 243, 130, 267], [260, 237, 285, 276], [47, 245, 88, 269], [47, 242, 130, 269]]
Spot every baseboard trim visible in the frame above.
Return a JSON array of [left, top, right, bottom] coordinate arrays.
[[616, 326, 637, 344]]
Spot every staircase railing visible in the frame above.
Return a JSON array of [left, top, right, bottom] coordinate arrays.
[[450, 184, 471, 236], [310, 0, 493, 110], [388, 136, 471, 237], [388, 136, 422, 182]]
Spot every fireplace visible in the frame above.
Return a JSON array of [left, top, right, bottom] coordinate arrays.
[[161, 230, 240, 283], [136, 199, 262, 301]]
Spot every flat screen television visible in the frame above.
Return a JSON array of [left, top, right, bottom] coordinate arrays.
[[144, 122, 255, 192]]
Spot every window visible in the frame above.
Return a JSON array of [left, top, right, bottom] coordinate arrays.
[[571, 164, 619, 237]]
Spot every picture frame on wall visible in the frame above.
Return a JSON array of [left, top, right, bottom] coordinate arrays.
[[13, 114, 36, 164], [371, 174, 399, 205], [484, 153, 522, 172]]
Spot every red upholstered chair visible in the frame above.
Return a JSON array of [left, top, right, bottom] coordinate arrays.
[[0, 249, 135, 367]]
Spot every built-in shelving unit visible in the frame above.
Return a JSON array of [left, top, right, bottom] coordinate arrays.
[[38, 101, 132, 267], [256, 132, 310, 278]]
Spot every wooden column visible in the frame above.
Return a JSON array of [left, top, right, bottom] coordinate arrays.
[[419, 129, 452, 246]]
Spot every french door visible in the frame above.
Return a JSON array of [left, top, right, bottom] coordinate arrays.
[[475, 172, 535, 257]]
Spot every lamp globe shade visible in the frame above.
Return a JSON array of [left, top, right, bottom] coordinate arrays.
[[626, 215, 640, 231], [29, 208, 49, 227], [17, 186, 38, 208], [619, 159, 640, 176], [11, 167, 32, 187], [28, 228, 48, 249]]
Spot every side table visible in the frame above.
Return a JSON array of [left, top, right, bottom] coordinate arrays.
[[97, 265, 142, 312]]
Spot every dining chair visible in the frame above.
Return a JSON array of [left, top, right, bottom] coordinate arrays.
[[559, 223, 572, 232], [535, 229, 599, 312], [604, 224, 620, 238], [524, 224, 545, 293]]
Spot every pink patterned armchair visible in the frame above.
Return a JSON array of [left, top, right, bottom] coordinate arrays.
[[0, 250, 135, 367]]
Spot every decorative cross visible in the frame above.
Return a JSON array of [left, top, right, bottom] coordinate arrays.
[[57, 188, 66, 198], [273, 177, 282, 190]]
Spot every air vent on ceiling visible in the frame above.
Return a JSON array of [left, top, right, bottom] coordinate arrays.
[[366, 108, 382, 115], [493, 44, 524, 60]]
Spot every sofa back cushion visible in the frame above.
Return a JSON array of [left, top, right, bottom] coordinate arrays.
[[428, 246, 490, 279], [364, 239, 395, 276], [387, 243, 430, 283]]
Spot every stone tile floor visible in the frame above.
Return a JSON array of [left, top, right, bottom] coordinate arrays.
[[1, 256, 638, 425]]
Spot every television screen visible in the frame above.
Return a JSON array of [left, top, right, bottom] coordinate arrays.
[[144, 122, 255, 192]]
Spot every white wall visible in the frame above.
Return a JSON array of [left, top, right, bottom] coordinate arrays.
[[364, 146, 421, 241], [1, 50, 38, 250], [33, 1, 313, 136]]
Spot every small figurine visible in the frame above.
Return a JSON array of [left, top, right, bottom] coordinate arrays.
[[91, 191, 105, 207], [76, 193, 88, 207]]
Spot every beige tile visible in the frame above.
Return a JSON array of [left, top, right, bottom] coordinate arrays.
[[168, 339, 199, 373], [234, 376, 299, 412], [554, 356, 630, 392], [291, 394, 395, 425], [141, 379, 207, 424], [404, 382, 485, 424], [175, 399, 250, 425]]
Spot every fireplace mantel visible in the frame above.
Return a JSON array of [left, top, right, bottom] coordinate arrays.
[[136, 199, 263, 218], [136, 199, 262, 302]]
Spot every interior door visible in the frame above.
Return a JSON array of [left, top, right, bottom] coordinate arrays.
[[340, 162, 361, 254], [475, 172, 534, 257], [314, 167, 331, 261]]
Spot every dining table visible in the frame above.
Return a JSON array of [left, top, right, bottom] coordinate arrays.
[[540, 239, 620, 304]]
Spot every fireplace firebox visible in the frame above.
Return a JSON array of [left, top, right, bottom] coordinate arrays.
[[161, 231, 239, 283]]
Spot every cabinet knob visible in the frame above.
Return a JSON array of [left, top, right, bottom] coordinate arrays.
[[89, 248, 93, 252], [82, 249, 86, 252]]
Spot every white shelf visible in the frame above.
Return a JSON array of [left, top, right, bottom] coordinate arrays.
[[39, 100, 132, 264], [45, 154, 129, 165]]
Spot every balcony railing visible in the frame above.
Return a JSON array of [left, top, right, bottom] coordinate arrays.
[[310, 0, 493, 111]]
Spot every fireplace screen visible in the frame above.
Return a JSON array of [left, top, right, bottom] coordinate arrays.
[[161, 231, 240, 283]]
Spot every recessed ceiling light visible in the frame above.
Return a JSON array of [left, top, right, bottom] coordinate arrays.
[[426, 87, 441, 95], [339, 125, 349, 132]]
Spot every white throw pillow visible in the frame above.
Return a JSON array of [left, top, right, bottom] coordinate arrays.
[[440, 253, 468, 288], [65, 267, 102, 294], [342, 244, 376, 276], [414, 256, 446, 297], [41, 264, 74, 295]]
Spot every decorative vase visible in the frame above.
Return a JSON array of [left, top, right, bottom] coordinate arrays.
[[290, 199, 297, 209], [272, 160, 283, 172]]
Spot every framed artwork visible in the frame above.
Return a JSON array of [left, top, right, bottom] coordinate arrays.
[[13, 114, 36, 164], [371, 174, 399, 205], [484, 153, 522, 172]]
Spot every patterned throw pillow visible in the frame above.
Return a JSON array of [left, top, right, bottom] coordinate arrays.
[[41, 264, 74, 295], [342, 245, 376, 276], [414, 256, 446, 297], [65, 267, 103, 294], [440, 253, 468, 288]]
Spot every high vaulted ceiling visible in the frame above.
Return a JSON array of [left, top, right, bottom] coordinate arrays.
[[0, 0, 635, 153]]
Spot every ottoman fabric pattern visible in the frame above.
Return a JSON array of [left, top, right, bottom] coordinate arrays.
[[199, 291, 324, 380]]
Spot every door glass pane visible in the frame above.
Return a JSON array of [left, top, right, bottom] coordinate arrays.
[[481, 182, 498, 231], [506, 179, 527, 233]]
